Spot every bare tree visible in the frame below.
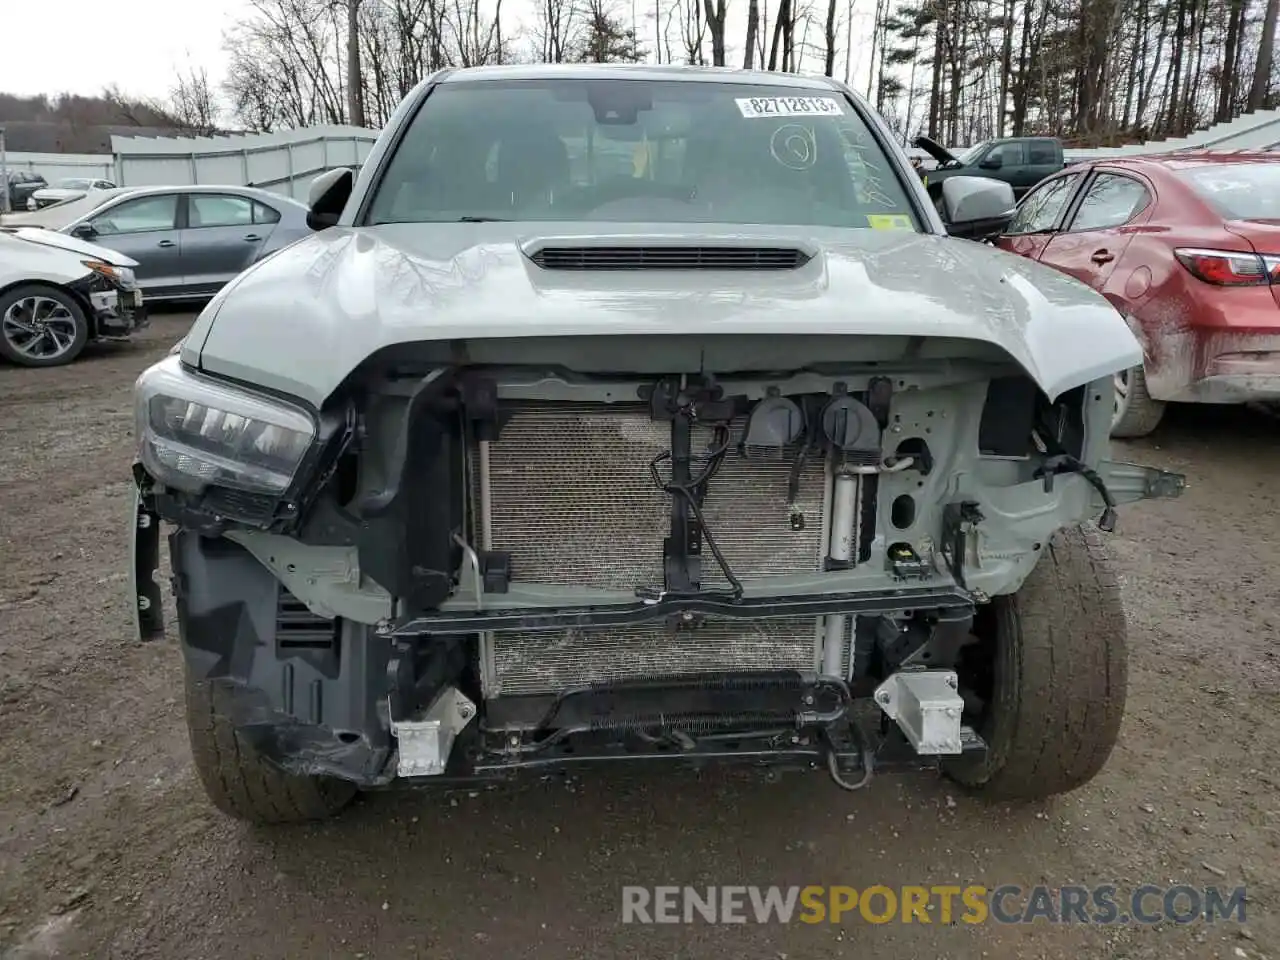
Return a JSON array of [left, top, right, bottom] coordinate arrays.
[[676, 0, 708, 61], [168, 68, 220, 135], [535, 0, 579, 61], [224, 0, 508, 131], [574, 0, 644, 59]]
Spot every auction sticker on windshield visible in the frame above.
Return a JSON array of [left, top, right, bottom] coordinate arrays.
[[736, 97, 843, 119]]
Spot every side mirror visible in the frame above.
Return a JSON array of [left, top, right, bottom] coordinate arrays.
[[306, 168, 354, 231], [938, 176, 1016, 241], [71, 222, 97, 239], [978, 154, 1003, 170]]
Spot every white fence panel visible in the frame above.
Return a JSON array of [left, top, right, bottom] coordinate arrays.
[[1062, 108, 1280, 161], [1, 151, 115, 181], [111, 126, 379, 201]]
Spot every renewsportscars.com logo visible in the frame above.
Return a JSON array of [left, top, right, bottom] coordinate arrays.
[[621, 885, 1247, 925]]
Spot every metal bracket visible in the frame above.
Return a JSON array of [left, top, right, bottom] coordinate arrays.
[[130, 489, 164, 642], [390, 686, 477, 777], [873, 670, 964, 755], [1097, 460, 1188, 505]]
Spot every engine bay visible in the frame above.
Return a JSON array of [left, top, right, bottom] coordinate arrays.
[[139, 344, 1146, 791]]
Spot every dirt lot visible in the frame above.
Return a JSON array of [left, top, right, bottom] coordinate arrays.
[[1, 311, 1278, 960]]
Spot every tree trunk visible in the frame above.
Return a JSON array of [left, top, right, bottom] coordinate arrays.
[[866, 0, 884, 97], [1162, 0, 1187, 135], [1010, 0, 1035, 136], [997, 0, 1013, 136], [703, 0, 727, 64], [768, 0, 789, 69], [928, 0, 946, 138], [1249, 0, 1280, 110], [346, 0, 365, 127], [1218, 0, 1244, 121], [745, 0, 759, 66], [824, 0, 837, 75]]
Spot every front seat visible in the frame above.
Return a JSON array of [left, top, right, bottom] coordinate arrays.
[[494, 127, 571, 211]]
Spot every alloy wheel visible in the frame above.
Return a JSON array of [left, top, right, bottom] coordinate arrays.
[[1112, 367, 1131, 429], [2, 295, 80, 362]]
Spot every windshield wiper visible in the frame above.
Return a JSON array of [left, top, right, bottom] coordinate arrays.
[[456, 216, 510, 222]]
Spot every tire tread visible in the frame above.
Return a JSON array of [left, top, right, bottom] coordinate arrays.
[[184, 670, 356, 824], [946, 524, 1128, 800], [1112, 365, 1165, 438]]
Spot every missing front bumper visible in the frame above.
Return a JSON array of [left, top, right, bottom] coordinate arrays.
[[389, 583, 975, 636], [89, 287, 147, 339]]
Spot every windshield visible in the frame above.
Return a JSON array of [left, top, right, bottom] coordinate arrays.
[[957, 142, 990, 165], [54, 179, 93, 190], [1177, 163, 1280, 220], [366, 79, 918, 229]]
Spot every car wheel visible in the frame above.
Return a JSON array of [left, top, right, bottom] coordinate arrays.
[[943, 524, 1127, 800], [0, 284, 89, 367], [1111, 364, 1165, 438], [184, 669, 357, 825]]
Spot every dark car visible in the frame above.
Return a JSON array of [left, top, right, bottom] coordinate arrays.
[[915, 136, 1065, 199], [994, 151, 1280, 437], [3, 170, 46, 211]]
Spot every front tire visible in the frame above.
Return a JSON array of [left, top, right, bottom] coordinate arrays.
[[944, 525, 1127, 800], [1111, 364, 1165, 438], [184, 670, 357, 824], [0, 283, 90, 367]]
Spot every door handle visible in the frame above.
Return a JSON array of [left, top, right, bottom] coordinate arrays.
[[157, 239, 176, 248], [242, 234, 262, 242], [1091, 249, 1115, 264]]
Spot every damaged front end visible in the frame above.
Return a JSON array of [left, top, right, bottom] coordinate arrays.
[[131, 336, 1185, 790]]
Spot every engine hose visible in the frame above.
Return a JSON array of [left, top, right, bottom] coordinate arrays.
[[824, 720, 874, 791]]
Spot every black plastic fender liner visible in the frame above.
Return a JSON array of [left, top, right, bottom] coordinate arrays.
[[169, 530, 396, 785]]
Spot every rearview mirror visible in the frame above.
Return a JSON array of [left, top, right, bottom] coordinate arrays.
[[938, 176, 1016, 241], [307, 168, 355, 231], [70, 222, 97, 239]]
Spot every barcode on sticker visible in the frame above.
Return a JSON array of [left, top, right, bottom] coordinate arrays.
[[735, 96, 843, 119]]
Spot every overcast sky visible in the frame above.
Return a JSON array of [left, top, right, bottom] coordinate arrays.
[[0, 0, 878, 106]]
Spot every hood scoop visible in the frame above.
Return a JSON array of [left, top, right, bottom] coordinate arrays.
[[528, 244, 812, 271]]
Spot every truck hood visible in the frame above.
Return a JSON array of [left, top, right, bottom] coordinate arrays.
[[190, 223, 1141, 408], [913, 136, 961, 166], [3, 226, 139, 267]]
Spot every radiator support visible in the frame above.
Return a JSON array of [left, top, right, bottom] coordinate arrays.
[[463, 398, 888, 698]]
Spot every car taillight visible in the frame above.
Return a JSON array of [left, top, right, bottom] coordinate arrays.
[[1174, 247, 1280, 286]]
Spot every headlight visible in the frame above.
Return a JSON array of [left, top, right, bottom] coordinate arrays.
[[135, 355, 315, 496], [82, 259, 135, 287]]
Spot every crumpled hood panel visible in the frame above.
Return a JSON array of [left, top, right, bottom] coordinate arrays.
[[190, 222, 1141, 407]]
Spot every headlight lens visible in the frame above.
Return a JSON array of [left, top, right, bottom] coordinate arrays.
[[82, 259, 137, 288], [135, 355, 315, 496]]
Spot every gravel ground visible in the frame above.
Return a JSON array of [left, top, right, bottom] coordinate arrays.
[[0, 312, 1277, 960]]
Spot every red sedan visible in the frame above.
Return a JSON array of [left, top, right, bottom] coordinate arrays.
[[994, 152, 1280, 437]]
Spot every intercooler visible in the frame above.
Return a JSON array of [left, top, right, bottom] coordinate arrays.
[[470, 401, 861, 697]]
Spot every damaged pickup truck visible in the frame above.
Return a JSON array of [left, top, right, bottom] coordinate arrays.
[[130, 64, 1186, 824]]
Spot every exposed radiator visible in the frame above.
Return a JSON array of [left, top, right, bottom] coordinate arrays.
[[470, 401, 852, 697]]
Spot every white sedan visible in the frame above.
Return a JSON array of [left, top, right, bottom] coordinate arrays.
[[27, 177, 118, 211], [0, 226, 146, 366]]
